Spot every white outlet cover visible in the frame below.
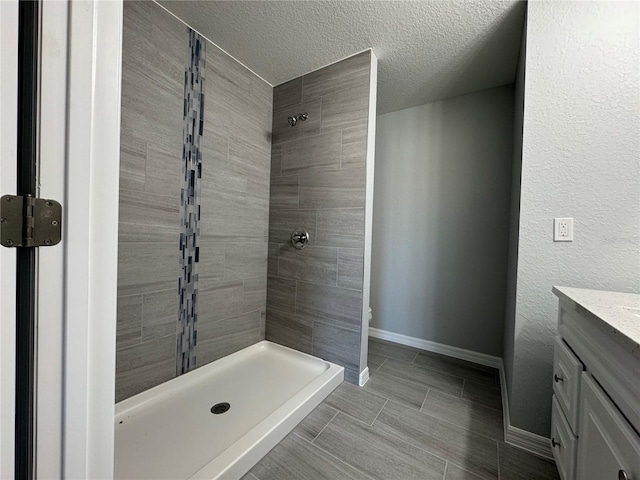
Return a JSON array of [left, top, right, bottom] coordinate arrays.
[[554, 218, 573, 242]]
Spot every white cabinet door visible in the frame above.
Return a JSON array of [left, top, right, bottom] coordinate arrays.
[[577, 373, 640, 480], [553, 336, 583, 433], [551, 395, 577, 480]]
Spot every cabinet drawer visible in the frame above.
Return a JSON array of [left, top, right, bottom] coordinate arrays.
[[553, 336, 583, 433], [551, 395, 577, 480], [576, 373, 640, 480]]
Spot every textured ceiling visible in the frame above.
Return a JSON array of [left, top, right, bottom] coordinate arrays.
[[159, 1, 526, 114]]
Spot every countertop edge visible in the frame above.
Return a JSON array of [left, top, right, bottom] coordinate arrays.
[[552, 286, 640, 360]]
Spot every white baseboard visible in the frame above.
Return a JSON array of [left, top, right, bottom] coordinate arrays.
[[498, 365, 553, 460], [369, 327, 553, 460], [359, 367, 370, 387], [368, 327, 501, 369]]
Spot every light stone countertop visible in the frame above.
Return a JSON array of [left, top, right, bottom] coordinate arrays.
[[553, 286, 640, 360]]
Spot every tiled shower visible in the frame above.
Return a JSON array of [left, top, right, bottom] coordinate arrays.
[[115, 1, 374, 401], [266, 52, 372, 384]]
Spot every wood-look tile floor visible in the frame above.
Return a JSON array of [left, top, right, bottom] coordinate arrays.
[[242, 338, 560, 480]]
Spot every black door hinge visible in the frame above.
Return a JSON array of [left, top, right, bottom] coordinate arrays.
[[0, 195, 62, 247]]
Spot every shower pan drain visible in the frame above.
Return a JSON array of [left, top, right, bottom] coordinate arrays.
[[210, 402, 231, 415]]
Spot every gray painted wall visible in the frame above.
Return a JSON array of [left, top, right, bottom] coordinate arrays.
[[371, 86, 514, 357], [503, 19, 526, 403], [266, 52, 372, 384], [506, 1, 640, 436], [116, 1, 272, 402]]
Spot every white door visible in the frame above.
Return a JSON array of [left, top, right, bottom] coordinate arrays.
[[0, 1, 20, 476], [1, 1, 123, 477]]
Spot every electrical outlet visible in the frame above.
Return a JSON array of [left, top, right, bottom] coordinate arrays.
[[554, 218, 573, 242]]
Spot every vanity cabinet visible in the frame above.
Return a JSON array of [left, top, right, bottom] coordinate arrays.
[[576, 374, 640, 480], [551, 287, 640, 480]]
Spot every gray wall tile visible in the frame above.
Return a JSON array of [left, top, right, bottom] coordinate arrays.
[[198, 235, 225, 282], [320, 87, 369, 133], [115, 334, 176, 402], [243, 276, 267, 313], [265, 308, 312, 354], [281, 131, 341, 175], [270, 143, 282, 177], [312, 321, 361, 372], [149, 3, 187, 95], [337, 248, 364, 290], [268, 209, 317, 245], [273, 77, 302, 109], [142, 289, 178, 342], [272, 98, 321, 145], [198, 280, 244, 324], [297, 281, 362, 330], [119, 131, 146, 192], [118, 1, 272, 401], [302, 51, 370, 100], [269, 175, 299, 210], [316, 208, 365, 248], [277, 245, 338, 286], [269, 51, 372, 382], [117, 242, 179, 295], [224, 238, 268, 281], [117, 295, 142, 349], [266, 275, 297, 313], [118, 189, 180, 243], [228, 135, 271, 184], [268, 242, 279, 277], [197, 310, 262, 366], [145, 143, 182, 196], [299, 167, 365, 209], [341, 125, 368, 169], [202, 123, 229, 168]]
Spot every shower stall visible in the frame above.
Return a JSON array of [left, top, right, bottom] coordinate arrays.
[[113, 1, 377, 477]]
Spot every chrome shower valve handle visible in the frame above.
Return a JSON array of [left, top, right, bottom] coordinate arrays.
[[291, 229, 310, 249]]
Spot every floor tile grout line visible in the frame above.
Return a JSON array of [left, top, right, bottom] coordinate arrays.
[[311, 410, 340, 444], [348, 409, 497, 479], [377, 356, 502, 411], [376, 339, 499, 382], [419, 388, 430, 412], [380, 356, 467, 386], [369, 399, 388, 426], [376, 356, 388, 371], [384, 397, 506, 444], [295, 432, 377, 480], [426, 387, 504, 414], [374, 365, 462, 397]]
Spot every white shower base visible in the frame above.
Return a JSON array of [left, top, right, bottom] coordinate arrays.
[[114, 341, 344, 479]]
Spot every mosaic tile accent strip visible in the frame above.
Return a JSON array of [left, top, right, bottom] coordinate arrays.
[[177, 29, 206, 375]]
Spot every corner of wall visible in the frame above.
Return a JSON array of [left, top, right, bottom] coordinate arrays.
[[359, 51, 378, 378], [502, 9, 527, 406]]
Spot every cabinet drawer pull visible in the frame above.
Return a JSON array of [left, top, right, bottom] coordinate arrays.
[[554, 374, 564, 383], [619, 470, 628, 480], [551, 437, 561, 448]]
